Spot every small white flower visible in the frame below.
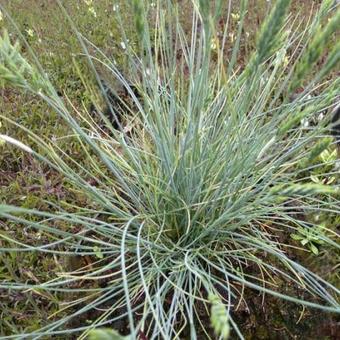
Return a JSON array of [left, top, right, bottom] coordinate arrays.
[[0, 10, 3, 21], [150, 2, 156, 7], [231, 13, 240, 21], [88, 6, 97, 17], [120, 41, 127, 50], [26, 28, 34, 37], [113, 4, 119, 12]]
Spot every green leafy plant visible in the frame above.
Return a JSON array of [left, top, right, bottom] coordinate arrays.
[[291, 225, 326, 255], [0, 0, 339, 339]]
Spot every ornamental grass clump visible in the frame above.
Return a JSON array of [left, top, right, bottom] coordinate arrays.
[[0, 0, 339, 339]]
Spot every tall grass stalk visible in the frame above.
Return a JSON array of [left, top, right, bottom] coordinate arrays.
[[0, 0, 339, 338]]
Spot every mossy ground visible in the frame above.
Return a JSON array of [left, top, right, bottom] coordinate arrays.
[[0, 0, 339, 338]]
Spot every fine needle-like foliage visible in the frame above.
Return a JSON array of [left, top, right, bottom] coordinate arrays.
[[0, 0, 339, 339]]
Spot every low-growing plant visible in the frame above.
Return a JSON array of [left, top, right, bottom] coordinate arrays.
[[290, 224, 326, 255], [0, 0, 339, 339]]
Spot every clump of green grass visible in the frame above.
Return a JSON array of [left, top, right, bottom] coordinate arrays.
[[0, 0, 339, 339]]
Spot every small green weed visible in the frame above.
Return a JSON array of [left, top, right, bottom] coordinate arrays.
[[291, 225, 326, 255]]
